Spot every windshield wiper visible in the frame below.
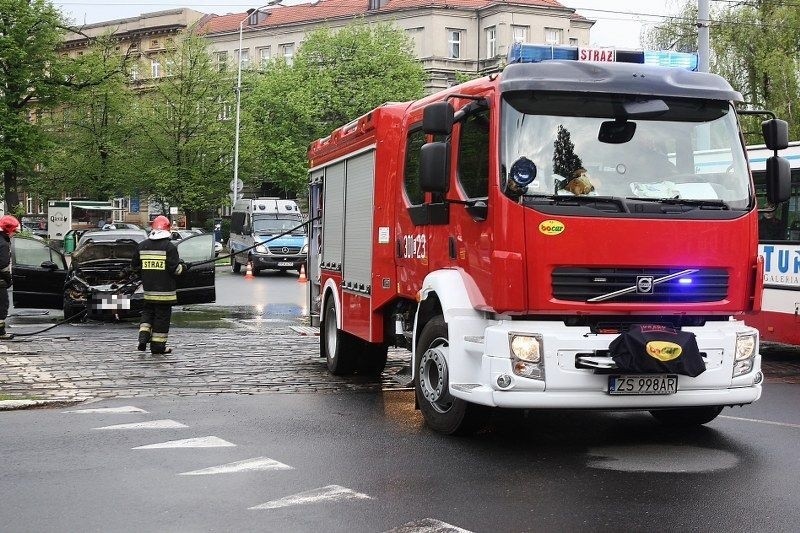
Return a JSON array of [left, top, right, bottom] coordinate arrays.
[[626, 197, 730, 210], [523, 194, 629, 212]]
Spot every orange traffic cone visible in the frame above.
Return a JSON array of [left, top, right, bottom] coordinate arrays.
[[298, 264, 307, 283], [245, 262, 254, 279]]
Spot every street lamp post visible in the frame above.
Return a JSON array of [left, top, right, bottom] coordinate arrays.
[[232, 2, 281, 206]]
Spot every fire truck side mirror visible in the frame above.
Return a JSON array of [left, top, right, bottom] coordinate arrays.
[[762, 119, 789, 151], [765, 155, 791, 205], [420, 142, 450, 194], [423, 102, 454, 135]]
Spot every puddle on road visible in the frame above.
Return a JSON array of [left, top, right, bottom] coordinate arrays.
[[172, 309, 235, 329], [586, 444, 739, 473], [172, 305, 306, 329]]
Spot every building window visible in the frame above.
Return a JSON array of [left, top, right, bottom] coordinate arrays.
[[150, 39, 160, 49], [280, 43, 294, 65], [569, 37, 579, 46], [130, 62, 139, 81], [151, 59, 160, 78], [37, 199, 45, 214], [217, 97, 231, 121], [129, 41, 139, 52], [512, 25, 528, 43], [26, 197, 33, 215], [448, 29, 462, 59], [216, 51, 228, 72], [237, 48, 250, 69], [486, 26, 497, 58], [258, 46, 271, 67], [545, 28, 564, 45]]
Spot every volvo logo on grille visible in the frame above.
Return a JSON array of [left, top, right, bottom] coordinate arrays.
[[636, 276, 654, 294], [282, 247, 289, 253]]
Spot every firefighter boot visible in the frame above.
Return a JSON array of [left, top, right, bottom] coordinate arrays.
[[150, 342, 172, 355], [138, 324, 152, 351], [150, 332, 171, 355]]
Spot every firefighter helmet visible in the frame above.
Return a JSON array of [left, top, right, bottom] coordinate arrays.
[[151, 215, 171, 231], [0, 215, 21, 236]]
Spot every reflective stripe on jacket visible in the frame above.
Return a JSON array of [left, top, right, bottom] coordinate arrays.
[[131, 237, 182, 304]]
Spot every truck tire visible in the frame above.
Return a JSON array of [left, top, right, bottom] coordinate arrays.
[[356, 342, 388, 376], [649, 406, 724, 427], [322, 297, 357, 375], [415, 315, 487, 435], [230, 253, 241, 273]]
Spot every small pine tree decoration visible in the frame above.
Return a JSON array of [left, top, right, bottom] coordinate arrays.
[[552, 125, 583, 179]]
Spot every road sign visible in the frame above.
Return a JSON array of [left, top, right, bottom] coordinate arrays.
[[230, 178, 243, 192]]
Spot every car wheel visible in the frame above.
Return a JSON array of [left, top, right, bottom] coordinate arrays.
[[322, 296, 357, 375], [649, 406, 724, 427], [415, 315, 487, 435], [63, 302, 86, 323], [230, 252, 241, 273]]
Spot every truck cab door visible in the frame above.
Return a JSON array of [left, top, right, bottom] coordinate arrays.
[[395, 126, 432, 297], [175, 233, 216, 305], [11, 237, 68, 309]]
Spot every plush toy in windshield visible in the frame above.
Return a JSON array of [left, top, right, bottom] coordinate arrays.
[[556, 167, 595, 195]]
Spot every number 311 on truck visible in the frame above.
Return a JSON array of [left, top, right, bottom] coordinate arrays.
[[307, 44, 792, 435]]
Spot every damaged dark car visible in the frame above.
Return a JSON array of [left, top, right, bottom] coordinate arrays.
[[11, 231, 216, 320]]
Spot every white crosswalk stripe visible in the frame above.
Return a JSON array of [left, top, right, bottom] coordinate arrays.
[[64, 406, 148, 414], [383, 519, 473, 533], [249, 485, 371, 510], [133, 436, 236, 449], [179, 457, 293, 476], [384, 518, 472, 533], [93, 419, 187, 430]]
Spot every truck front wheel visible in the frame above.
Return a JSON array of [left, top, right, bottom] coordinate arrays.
[[415, 315, 487, 435], [322, 296, 356, 375], [649, 406, 724, 427]]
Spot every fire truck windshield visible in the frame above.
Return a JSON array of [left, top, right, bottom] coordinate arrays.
[[501, 93, 751, 210]]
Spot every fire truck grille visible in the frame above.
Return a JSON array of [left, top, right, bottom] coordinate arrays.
[[268, 245, 302, 255], [552, 267, 729, 303]]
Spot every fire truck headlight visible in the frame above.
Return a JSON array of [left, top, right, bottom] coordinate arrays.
[[255, 244, 268, 254], [509, 334, 542, 363], [733, 333, 757, 377], [735, 333, 756, 361]]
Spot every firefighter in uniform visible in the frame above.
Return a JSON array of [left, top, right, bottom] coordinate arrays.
[[0, 215, 21, 337], [131, 215, 185, 354]]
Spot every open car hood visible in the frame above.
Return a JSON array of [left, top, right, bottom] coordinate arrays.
[[71, 241, 138, 266]]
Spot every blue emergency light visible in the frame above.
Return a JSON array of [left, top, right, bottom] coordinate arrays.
[[507, 43, 699, 72]]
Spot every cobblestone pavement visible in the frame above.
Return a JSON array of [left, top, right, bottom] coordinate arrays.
[[0, 307, 410, 402], [0, 307, 798, 402]]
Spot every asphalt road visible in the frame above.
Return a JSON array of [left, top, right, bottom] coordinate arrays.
[[3, 387, 800, 532], [2, 268, 800, 532]]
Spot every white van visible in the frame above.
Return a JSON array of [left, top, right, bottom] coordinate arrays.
[[228, 198, 308, 274]]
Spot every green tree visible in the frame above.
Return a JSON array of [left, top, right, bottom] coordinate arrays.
[[643, 0, 800, 142], [242, 21, 426, 195], [38, 35, 138, 200], [131, 34, 235, 222], [0, 0, 66, 210]]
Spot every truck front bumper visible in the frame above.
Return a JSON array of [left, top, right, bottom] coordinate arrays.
[[444, 318, 762, 410], [251, 253, 306, 270]]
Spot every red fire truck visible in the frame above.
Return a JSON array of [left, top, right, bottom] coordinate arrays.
[[307, 44, 791, 434]]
